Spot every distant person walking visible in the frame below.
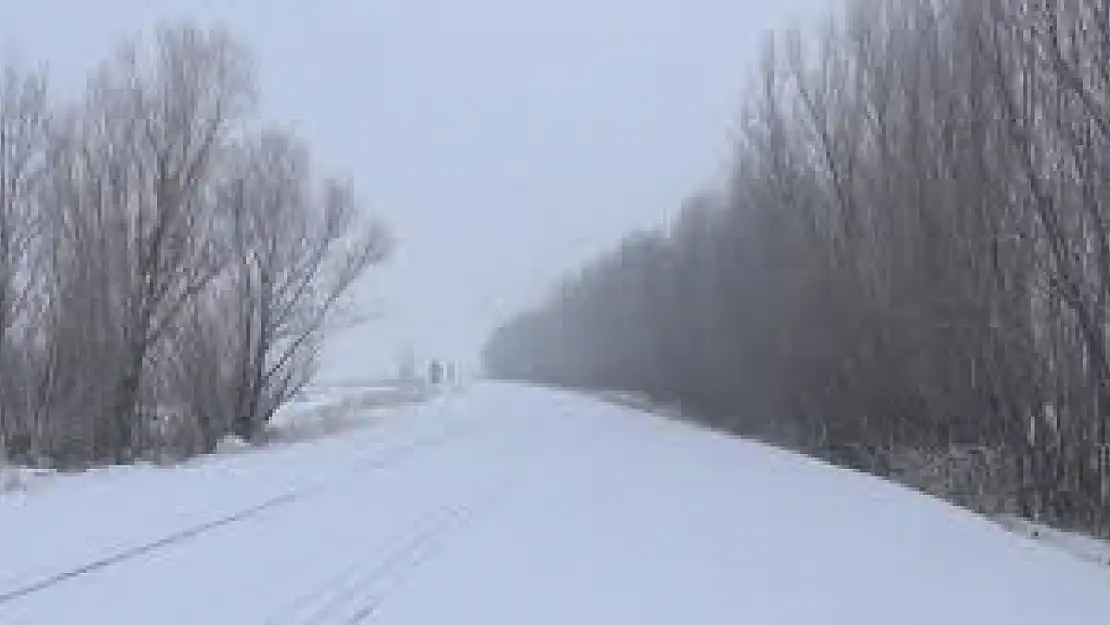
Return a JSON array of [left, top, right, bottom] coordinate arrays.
[[428, 360, 444, 385]]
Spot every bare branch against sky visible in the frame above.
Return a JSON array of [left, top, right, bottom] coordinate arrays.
[[0, 0, 824, 378]]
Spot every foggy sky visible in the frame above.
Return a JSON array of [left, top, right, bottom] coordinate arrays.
[[0, 0, 823, 380]]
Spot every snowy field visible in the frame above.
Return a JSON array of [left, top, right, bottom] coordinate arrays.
[[1, 382, 1108, 624]]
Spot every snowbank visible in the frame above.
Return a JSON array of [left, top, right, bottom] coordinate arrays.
[[0, 383, 434, 499]]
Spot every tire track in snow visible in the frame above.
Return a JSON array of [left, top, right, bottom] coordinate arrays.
[[267, 482, 511, 625], [340, 423, 551, 625], [267, 421, 536, 625], [344, 484, 510, 625], [0, 421, 482, 608], [265, 503, 467, 624]]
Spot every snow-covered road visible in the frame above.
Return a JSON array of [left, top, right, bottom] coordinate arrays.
[[1, 383, 1108, 624]]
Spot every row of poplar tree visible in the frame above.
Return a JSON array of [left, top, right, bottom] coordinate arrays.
[[485, 0, 1110, 536], [0, 24, 389, 468]]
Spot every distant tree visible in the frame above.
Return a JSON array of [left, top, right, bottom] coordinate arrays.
[[484, 0, 1110, 537]]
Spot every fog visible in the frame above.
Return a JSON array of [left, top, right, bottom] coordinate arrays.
[[0, 0, 822, 380], [6, 1, 1110, 599]]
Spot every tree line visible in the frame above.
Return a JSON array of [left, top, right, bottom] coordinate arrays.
[[484, 0, 1110, 537], [0, 23, 389, 469]]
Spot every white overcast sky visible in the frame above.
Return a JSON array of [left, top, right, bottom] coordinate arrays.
[[0, 0, 824, 380]]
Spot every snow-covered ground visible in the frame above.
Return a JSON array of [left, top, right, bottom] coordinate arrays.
[[1, 382, 1108, 624], [0, 383, 432, 495], [995, 514, 1110, 569], [264, 382, 433, 445]]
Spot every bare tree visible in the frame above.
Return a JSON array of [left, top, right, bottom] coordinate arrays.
[[74, 24, 255, 462], [188, 128, 391, 445], [0, 63, 50, 462], [0, 23, 393, 469], [485, 0, 1110, 536]]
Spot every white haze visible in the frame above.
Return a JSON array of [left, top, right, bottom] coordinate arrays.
[[0, 0, 823, 380]]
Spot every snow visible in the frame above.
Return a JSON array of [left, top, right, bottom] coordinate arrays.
[[1, 382, 1108, 624], [996, 515, 1110, 568], [264, 383, 430, 445]]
